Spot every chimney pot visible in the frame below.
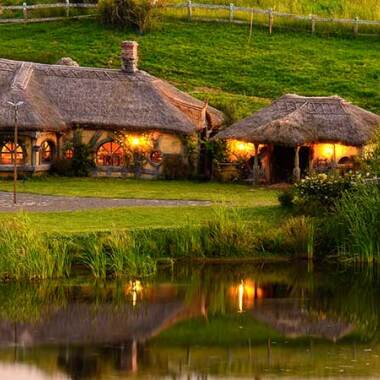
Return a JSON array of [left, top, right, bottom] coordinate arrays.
[[121, 40, 139, 73]]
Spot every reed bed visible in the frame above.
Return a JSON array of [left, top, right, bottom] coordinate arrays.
[[334, 185, 380, 263], [0, 206, 324, 281]]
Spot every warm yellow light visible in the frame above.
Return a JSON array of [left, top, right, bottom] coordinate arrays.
[[238, 281, 244, 313], [256, 287, 264, 299], [131, 137, 141, 146], [227, 139, 256, 161], [322, 144, 334, 158], [125, 280, 143, 307], [232, 279, 259, 313], [125, 134, 153, 151]]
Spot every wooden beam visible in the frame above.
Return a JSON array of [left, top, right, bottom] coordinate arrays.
[[293, 145, 301, 182], [253, 143, 259, 184]]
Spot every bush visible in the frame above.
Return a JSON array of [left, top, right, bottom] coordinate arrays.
[[71, 143, 95, 177], [360, 129, 380, 176], [278, 188, 294, 208], [98, 0, 164, 33], [50, 158, 73, 176], [161, 154, 189, 179], [294, 172, 370, 214]]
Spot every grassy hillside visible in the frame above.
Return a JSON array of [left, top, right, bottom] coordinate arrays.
[[0, 19, 378, 118]]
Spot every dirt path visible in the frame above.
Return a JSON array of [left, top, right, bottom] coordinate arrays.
[[0, 191, 211, 212]]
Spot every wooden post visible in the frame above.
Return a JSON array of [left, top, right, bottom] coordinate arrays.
[[66, 0, 70, 17], [229, 3, 234, 23], [332, 143, 337, 172], [248, 8, 254, 41], [187, 0, 192, 21], [23, 2, 27, 20], [293, 145, 301, 182], [309, 145, 314, 175], [253, 143, 259, 184], [310, 14, 316, 34], [353, 16, 359, 36], [268, 8, 273, 35]]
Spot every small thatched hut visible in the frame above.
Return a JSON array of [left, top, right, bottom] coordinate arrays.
[[0, 41, 223, 177], [215, 94, 380, 182]]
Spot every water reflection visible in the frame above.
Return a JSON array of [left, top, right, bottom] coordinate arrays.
[[0, 263, 380, 379]]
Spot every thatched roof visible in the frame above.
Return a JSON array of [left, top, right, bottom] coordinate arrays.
[[0, 58, 223, 135], [215, 94, 380, 146], [252, 299, 354, 342]]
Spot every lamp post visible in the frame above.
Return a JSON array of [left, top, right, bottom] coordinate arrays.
[[7, 101, 24, 205]]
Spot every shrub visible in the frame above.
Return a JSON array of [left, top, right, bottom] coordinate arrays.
[[98, 0, 164, 33], [50, 158, 73, 176], [278, 188, 294, 208], [161, 154, 189, 179], [294, 172, 370, 214], [71, 143, 95, 177], [360, 129, 380, 176]]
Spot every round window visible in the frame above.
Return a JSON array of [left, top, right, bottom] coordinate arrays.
[[149, 150, 163, 166]]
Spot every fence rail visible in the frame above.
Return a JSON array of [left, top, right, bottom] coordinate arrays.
[[0, 1, 97, 24], [168, 1, 380, 35], [1, 0, 380, 35]]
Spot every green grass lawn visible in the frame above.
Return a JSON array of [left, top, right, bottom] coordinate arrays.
[[0, 178, 283, 233], [0, 177, 278, 206], [0, 19, 379, 119], [7, 204, 284, 233]]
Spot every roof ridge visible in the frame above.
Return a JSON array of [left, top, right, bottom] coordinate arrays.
[[11, 62, 34, 91]]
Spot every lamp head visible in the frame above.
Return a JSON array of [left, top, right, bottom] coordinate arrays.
[[7, 101, 24, 107]]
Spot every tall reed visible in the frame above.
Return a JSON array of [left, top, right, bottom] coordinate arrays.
[[0, 215, 72, 280], [335, 185, 380, 263], [281, 216, 315, 258]]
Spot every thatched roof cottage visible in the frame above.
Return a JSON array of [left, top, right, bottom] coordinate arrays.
[[215, 94, 380, 182], [0, 41, 223, 177]]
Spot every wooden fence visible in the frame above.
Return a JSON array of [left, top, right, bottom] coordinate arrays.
[[0, 1, 97, 24], [1, 0, 380, 36], [168, 1, 380, 36]]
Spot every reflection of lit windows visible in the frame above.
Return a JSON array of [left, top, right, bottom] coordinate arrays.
[[40, 141, 55, 163], [124, 280, 143, 307], [0, 142, 24, 165], [230, 279, 264, 313]]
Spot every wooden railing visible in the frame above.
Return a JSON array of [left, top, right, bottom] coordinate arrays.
[[168, 1, 380, 35], [1, 0, 379, 36], [0, 1, 97, 24]]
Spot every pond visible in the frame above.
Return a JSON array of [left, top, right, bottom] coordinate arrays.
[[1, 262, 380, 379]]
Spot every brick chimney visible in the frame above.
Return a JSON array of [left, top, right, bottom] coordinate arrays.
[[121, 41, 138, 73]]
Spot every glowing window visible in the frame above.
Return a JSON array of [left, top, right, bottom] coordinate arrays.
[[41, 141, 55, 162], [96, 142, 124, 167], [0, 142, 24, 165], [149, 150, 163, 166], [64, 148, 74, 160]]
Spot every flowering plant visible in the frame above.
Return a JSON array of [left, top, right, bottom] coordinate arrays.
[[294, 171, 373, 210]]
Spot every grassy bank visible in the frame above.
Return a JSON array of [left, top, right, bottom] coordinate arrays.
[[0, 19, 379, 118], [0, 208, 291, 280]]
